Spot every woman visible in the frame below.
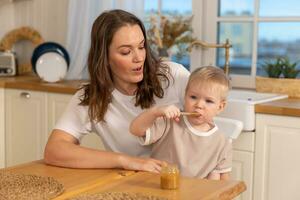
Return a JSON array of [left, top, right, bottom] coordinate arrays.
[[44, 9, 190, 173]]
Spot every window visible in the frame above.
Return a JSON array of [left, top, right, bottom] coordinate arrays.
[[202, 0, 300, 88], [144, 0, 192, 70]]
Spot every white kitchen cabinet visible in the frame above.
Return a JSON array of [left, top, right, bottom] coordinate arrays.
[[0, 88, 5, 168], [254, 114, 300, 200], [47, 92, 105, 150], [232, 150, 254, 200], [231, 132, 255, 200], [5, 89, 47, 167], [4, 90, 105, 167], [47, 92, 72, 135]]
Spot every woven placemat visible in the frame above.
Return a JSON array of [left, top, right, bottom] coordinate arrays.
[[68, 192, 168, 200], [0, 171, 64, 200]]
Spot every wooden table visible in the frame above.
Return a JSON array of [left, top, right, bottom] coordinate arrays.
[[1, 160, 246, 200]]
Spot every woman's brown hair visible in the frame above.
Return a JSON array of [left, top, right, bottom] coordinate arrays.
[[80, 9, 171, 122]]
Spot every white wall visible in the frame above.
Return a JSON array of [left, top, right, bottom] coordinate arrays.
[[0, 0, 69, 46], [0, 3, 15, 40], [0, 0, 69, 73]]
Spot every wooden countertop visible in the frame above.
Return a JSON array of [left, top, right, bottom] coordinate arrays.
[[1, 160, 246, 200], [0, 74, 87, 94], [255, 98, 300, 117], [0, 75, 38, 87], [1, 75, 300, 117]]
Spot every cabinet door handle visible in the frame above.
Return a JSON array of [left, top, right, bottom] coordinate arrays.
[[20, 92, 31, 99]]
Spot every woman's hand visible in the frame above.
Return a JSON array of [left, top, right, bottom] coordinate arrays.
[[119, 155, 166, 173]]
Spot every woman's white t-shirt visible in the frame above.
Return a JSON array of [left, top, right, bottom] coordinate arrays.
[[54, 62, 190, 157]]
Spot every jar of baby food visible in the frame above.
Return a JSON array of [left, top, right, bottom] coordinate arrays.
[[160, 164, 180, 190]]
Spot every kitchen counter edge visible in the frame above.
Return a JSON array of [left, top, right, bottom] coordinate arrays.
[[1, 75, 299, 117], [0, 75, 88, 94]]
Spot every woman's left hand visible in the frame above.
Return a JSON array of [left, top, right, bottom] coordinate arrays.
[[118, 154, 166, 173]]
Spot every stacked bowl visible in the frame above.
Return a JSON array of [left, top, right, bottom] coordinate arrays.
[[31, 42, 69, 82]]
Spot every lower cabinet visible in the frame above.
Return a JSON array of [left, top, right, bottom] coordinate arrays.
[[254, 114, 300, 200], [0, 88, 5, 168], [232, 150, 254, 200], [231, 132, 255, 200], [4, 89, 105, 167], [5, 89, 47, 167], [47, 93, 105, 150], [47, 93, 73, 136]]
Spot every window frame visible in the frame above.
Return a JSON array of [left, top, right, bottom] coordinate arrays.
[[197, 0, 300, 88], [193, 0, 256, 88], [145, 0, 257, 88]]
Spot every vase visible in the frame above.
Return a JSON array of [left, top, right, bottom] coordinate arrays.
[[158, 48, 171, 61]]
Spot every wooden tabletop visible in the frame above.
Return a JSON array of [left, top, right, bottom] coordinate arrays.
[[3, 160, 135, 199], [80, 171, 246, 200], [1, 160, 246, 200]]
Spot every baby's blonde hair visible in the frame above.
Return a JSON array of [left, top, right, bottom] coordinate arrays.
[[186, 66, 230, 100]]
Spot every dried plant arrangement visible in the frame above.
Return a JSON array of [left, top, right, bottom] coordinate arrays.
[[147, 14, 196, 59]]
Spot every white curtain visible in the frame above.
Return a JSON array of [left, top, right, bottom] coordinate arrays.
[[65, 0, 144, 80]]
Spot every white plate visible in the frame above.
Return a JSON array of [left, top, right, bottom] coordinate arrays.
[[36, 52, 67, 82]]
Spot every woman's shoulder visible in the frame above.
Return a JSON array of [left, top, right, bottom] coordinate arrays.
[[162, 61, 187, 71], [67, 88, 87, 108], [162, 61, 190, 78]]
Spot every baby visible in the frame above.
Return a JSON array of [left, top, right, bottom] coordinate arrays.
[[130, 66, 231, 180]]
